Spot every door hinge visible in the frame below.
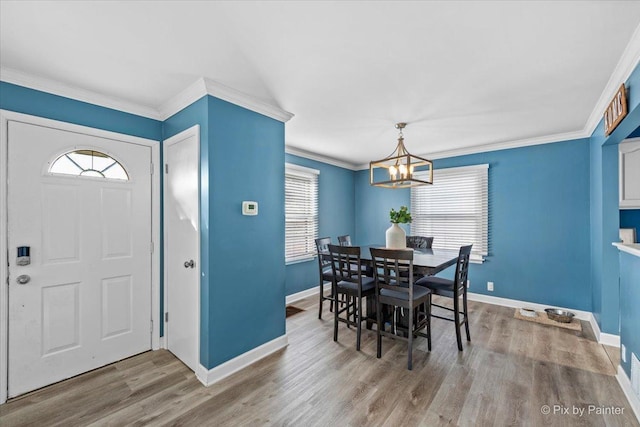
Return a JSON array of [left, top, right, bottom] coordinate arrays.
[[150, 162, 154, 175], [150, 320, 153, 333], [165, 164, 169, 174], [150, 241, 154, 254], [165, 312, 169, 322]]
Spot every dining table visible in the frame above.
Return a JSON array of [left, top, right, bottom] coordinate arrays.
[[356, 244, 460, 277], [324, 244, 460, 330]]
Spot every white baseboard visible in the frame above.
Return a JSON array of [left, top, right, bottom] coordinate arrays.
[[466, 292, 592, 320], [286, 286, 320, 305], [196, 334, 288, 387], [466, 292, 621, 347], [617, 365, 640, 423], [589, 313, 602, 342], [600, 332, 621, 347], [587, 313, 621, 347]]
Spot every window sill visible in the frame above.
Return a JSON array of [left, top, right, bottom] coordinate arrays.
[[286, 256, 316, 266]]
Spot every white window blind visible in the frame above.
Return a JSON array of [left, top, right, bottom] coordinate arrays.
[[411, 164, 488, 262], [285, 163, 319, 263]]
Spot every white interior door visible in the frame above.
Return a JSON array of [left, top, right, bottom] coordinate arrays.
[[164, 126, 200, 372], [7, 120, 152, 397]]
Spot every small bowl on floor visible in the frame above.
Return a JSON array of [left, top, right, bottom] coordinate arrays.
[[519, 308, 538, 318], [545, 308, 575, 323]]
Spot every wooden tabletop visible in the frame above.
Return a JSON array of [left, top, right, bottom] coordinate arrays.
[[331, 244, 459, 277]]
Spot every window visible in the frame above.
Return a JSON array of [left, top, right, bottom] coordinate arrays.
[[49, 150, 129, 180], [285, 163, 319, 263], [411, 164, 488, 262]]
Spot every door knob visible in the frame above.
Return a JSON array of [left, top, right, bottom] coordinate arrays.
[[184, 260, 195, 269], [16, 274, 30, 285]]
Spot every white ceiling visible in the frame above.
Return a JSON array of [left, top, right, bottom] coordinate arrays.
[[2, 1, 640, 167]]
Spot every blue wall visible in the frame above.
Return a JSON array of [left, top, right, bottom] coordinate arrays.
[[590, 61, 640, 334], [355, 139, 593, 311], [166, 96, 286, 369], [284, 154, 355, 296], [206, 96, 285, 368], [620, 209, 640, 240], [0, 82, 162, 141], [0, 81, 167, 334], [619, 251, 640, 378], [354, 168, 411, 246]]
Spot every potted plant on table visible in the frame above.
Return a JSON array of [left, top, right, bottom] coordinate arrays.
[[387, 206, 412, 249]]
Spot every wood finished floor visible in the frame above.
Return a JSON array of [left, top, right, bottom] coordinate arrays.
[[1, 295, 638, 427]]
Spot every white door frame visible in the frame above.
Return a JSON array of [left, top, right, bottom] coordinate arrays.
[[162, 125, 201, 372], [0, 110, 161, 404]]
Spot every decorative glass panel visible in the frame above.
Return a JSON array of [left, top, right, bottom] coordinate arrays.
[[50, 150, 129, 180]]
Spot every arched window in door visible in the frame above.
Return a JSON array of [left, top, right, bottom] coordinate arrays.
[[49, 149, 129, 180]]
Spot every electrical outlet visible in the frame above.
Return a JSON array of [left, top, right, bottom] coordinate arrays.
[[487, 281, 494, 291], [621, 344, 627, 364]]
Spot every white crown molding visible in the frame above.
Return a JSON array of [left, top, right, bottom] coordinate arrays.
[[157, 78, 208, 120], [0, 67, 161, 120], [584, 22, 640, 136], [0, 68, 294, 124], [285, 146, 358, 170], [354, 129, 589, 170], [159, 77, 294, 123]]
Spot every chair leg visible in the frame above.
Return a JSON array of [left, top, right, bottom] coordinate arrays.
[[318, 280, 324, 320], [427, 294, 432, 351], [356, 296, 362, 351], [376, 296, 382, 358], [333, 291, 339, 342], [454, 293, 463, 351], [408, 305, 414, 370], [463, 289, 471, 342]]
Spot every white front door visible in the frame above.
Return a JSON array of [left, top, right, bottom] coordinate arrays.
[[7, 120, 152, 397], [164, 126, 200, 372]]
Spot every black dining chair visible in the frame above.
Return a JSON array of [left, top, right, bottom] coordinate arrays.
[[328, 244, 376, 351], [415, 245, 472, 351], [315, 237, 337, 320], [337, 234, 373, 276], [406, 235, 434, 249], [337, 235, 352, 246], [370, 247, 431, 370], [404, 236, 434, 280]]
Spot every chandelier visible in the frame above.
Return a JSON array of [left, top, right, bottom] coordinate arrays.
[[369, 122, 433, 188]]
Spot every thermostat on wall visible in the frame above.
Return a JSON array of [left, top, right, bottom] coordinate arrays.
[[242, 201, 258, 216]]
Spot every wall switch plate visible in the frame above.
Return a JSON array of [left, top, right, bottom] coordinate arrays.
[[487, 281, 494, 291], [621, 344, 627, 363], [242, 201, 258, 216], [466, 280, 470, 289]]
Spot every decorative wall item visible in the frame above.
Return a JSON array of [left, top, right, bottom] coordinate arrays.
[[604, 84, 628, 136]]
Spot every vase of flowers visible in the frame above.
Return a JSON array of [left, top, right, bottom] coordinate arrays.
[[386, 206, 412, 249]]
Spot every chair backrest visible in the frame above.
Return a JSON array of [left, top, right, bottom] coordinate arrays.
[[315, 237, 332, 270], [328, 244, 363, 285], [370, 248, 415, 299], [406, 235, 434, 249], [454, 245, 473, 291], [337, 235, 352, 246]]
